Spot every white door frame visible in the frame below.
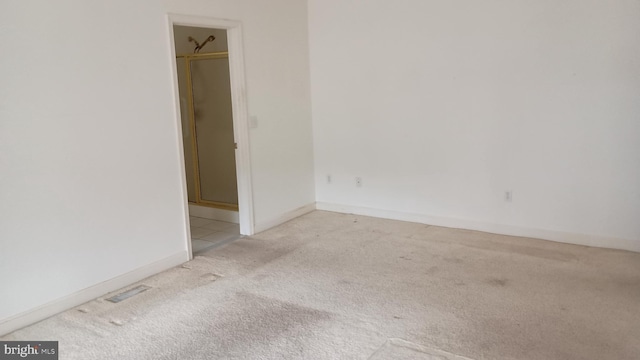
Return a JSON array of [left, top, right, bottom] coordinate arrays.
[[167, 14, 255, 253]]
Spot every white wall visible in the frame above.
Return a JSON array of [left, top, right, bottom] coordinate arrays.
[[0, 0, 314, 333], [309, 0, 640, 250]]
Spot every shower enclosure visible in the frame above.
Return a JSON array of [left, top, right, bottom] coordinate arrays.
[[177, 51, 238, 211]]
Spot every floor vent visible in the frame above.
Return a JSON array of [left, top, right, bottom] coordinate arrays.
[[106, 285, 151, 303]]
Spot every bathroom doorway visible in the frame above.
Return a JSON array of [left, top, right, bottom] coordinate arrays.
[[174, 26, 238, 212], [169, 18, 255, 255]]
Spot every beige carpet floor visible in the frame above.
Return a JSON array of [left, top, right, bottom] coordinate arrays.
[[3, 211, 640, 359]]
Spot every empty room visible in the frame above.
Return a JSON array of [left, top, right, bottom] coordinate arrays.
[[1, 0, 638, 359]]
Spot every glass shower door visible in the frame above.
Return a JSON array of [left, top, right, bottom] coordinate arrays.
[[190, 57, 239, 207]]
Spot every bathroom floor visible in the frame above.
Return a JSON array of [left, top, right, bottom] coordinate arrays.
[[189, 216, 241, 254]]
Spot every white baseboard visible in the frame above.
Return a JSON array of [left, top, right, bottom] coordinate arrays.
[[254, 203, 317, 234], [0, 251, 189, 336], [188, 204, 239, 223], [316, 202, 640, 253]]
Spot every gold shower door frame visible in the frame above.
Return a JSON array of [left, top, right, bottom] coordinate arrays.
[[178, 51, 239, 211]]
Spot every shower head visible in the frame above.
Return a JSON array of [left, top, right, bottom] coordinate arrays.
[[189, 35, 216, 53]]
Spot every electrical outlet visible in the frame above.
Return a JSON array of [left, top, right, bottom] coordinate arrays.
[[356, 177, 362, 187], [327, 174, 332, 184], [505, 191, 512, 202]]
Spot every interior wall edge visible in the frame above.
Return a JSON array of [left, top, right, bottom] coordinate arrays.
[[254, 203, 317, 234], [0, 251, 189, 337], [315, 202, 640, 253]]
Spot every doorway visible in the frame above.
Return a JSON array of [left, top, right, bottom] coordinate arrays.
[[175, 26, 238, 211], [168, 16, 255, 257]]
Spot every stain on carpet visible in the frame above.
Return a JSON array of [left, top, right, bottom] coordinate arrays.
[[486, 278, 509, 287], [202, 292, 334, 355]]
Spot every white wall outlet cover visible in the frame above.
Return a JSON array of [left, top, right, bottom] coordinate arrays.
[[505, 191, 513, 202]]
